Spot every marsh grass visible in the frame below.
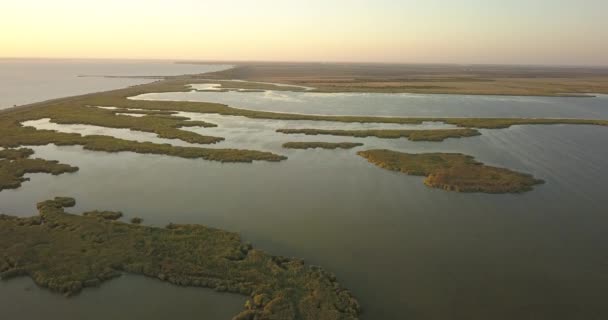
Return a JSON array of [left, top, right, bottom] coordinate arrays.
[[358, 149, 544, 193], [0, 197, 360, 320], [0, 101, 287, 168], [0, 148, 78, 191], [1, 77, 604, 192], [277, 128, 481, 141], [282, 142, 363, 149], [201, 63, 608, 96]]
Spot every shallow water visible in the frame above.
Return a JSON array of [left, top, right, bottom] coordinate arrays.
[[0, 275, 244, 320], [2, 79, 608, 319]]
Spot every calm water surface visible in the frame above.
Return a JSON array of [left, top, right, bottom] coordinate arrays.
[[136, 88, 608, 119], [2, 75, 608, 320], [0, 59, 229, 109]]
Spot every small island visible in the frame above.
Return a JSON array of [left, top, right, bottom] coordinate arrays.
[[282, 142, 363, 149], [0, 197, 360, 320], [357, 149, 544, 193], [277, 128, 481, 141], [0, 148, 78, 191]]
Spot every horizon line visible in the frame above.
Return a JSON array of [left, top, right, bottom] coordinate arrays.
[[2, 56, 608, 69]]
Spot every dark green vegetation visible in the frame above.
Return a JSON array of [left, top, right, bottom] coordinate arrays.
[[0, 148, 78, 191], [282, 142, 363, 149], [358, 149, 544, 193], [200, 62, 608, 96], [278, 128, 481, 141], [0, 197, 360, 320]]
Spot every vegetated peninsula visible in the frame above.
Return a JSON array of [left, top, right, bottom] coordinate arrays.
[[0, 197, 360, 320], [277, 128, 481, 141], [0, 148, 78, 191], [282, 142, 363, 149], [199, 62, 608, 97], [357, 149, 544, 193]]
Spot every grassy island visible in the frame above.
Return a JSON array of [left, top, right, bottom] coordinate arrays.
[[358, 149, 544, 193], [0, 148, 78, 191], [282, 142, 363, 149], [277, 128, 481, 141], [0, 197, 360, 320]]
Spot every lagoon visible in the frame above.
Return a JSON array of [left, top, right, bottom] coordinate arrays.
[[2, 66, 608, 319]]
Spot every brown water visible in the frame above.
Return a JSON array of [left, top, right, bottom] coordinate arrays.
[[2, 73, 608, 319]]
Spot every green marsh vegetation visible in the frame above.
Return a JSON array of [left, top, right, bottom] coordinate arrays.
[[41, 105, 222, 144], [357, 149, 544, 193], [277, 128, 481, 141], [0, 101, 287, 166], [4, 78, 606, 150], [1, 68, 606, 319], [0, 124, 285, 163], [2, 76, 606, 192], [0, 148, 78, 191], [0, 197, 360, 320], [282, 142, 363, 149]]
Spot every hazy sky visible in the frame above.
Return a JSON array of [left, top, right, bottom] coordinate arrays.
[[2, 0, 607, 65]]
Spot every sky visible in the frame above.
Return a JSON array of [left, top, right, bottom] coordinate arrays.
[[1, 0, 607, 65]]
